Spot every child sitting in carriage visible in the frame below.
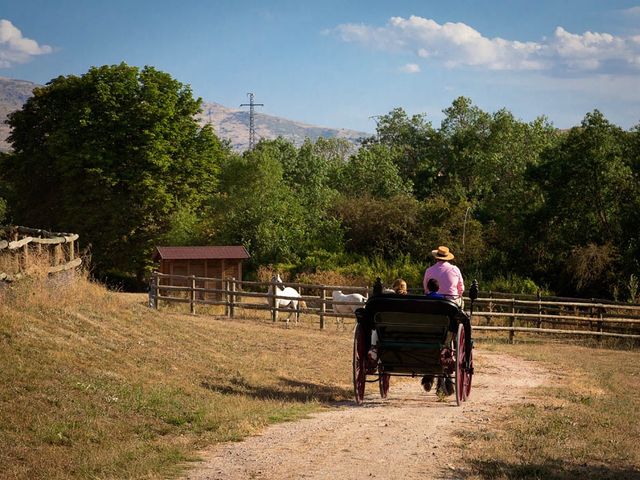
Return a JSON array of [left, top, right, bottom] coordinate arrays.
[[425, 278, 445, 299], [421, 277, 455, 396]]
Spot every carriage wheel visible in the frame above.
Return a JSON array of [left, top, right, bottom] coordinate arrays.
[[379, 372, 390, 399], [352, 323, 367, 404], [463, 338, 474, 400], [455, 323, 466, 406]]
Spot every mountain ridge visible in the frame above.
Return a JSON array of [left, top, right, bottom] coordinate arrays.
[[0, 77, 369, 152]]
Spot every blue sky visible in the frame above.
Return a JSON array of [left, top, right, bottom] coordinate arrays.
[[1, 0, 639, 132]]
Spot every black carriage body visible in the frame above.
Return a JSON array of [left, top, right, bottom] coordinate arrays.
[[356, 293, 472, 377]]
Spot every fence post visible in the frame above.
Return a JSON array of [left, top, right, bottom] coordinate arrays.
[[509, 298, 515, 344], [224, 279, 229, 317], [537, 291, 542, 329], [270, 278, 277, 323], [320, 285, 326, 330], [230, 277, 236, 318], [190, 275, 196, 315], [22, 241, 29, 271], [54, 243, 62, 267], [488, 291, 494, 315], [597, 306, 604, 344], [148, 272, 158, 309]]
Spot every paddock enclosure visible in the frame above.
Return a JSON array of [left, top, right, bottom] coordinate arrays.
[[0, 225, 81, 281], [148, 272, 640, 341]]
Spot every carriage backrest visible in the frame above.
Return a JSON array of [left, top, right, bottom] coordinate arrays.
[[374, 311, 451, 344]]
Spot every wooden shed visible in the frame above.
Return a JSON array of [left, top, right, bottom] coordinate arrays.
[[153, 246, 250, 299]]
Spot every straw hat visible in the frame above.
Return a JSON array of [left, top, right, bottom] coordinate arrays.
[[432, 245, 454, 261]]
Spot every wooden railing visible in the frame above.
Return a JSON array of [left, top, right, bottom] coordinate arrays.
[[148, 272, 640, 341], [149, 271, 369, 329], [470, 295, 640, 341], [0, 226, 82, 281]]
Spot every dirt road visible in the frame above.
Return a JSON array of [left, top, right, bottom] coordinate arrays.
[[181, 350, 550, 480]]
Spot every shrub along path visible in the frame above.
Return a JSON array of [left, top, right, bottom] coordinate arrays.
[[180, 350, 551, 480]]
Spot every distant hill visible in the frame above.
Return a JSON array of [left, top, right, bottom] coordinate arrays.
[[0, 77, 38, 151], [197, 101, 368, 151], [0, 77, 369, 152]]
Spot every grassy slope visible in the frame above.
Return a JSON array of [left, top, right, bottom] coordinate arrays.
[[458, 341, 640, 479], [0, 275, 353, 479]]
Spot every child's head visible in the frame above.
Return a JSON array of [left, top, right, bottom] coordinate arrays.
[[427, 278, 439, 293], [392, 278, 407, 295]]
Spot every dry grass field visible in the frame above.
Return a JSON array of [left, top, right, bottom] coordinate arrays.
[[1, 271, 639, 479], [456, 340, 640, 479], [0, 273, 354, 479]]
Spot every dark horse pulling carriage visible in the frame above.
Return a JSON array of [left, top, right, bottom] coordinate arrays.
[[353, 279, 478, 405]]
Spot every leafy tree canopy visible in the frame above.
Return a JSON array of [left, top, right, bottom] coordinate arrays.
[[364, 107, 439, 199], [206, 141, 308, 265], [4, 63, 228, 279], [336, 143, 413, 199]]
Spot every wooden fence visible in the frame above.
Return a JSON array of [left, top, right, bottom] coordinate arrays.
[[149, 271, 640, 341], [0, 225, 82, 281]]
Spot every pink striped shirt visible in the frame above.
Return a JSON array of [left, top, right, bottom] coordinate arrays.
[[423, 261, 464, 299]]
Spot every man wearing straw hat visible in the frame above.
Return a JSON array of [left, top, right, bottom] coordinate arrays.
[[421, 245, 464, 396], [422, 245, 464, 307]]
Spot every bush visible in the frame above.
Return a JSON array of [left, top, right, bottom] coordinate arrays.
[[335, 254, 424, 290], [295, 254, 426, 292], [483, 273, 549, 295]]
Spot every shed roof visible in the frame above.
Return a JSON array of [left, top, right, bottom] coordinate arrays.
[[154, 246, 250, 261]]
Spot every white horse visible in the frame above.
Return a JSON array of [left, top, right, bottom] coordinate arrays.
[[331, 290, 367, 329], [269, 274, 304, 326]]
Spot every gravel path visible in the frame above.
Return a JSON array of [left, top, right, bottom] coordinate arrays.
[[181, 350, 550, 480]]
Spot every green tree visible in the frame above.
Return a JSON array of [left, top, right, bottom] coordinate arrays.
[[331, 194, 421, 259], [283, 139, 343, 254], [4, 63, 227, 280], [530, 110, 632, 295], [619, 123, 640, 290], [364, 108, 440, 199], [207, 141, 307, 265], [436, 98, 560, 278], [439, 97, 494, 200], [479, 112, 558, 276], [336, 144, 412, 199]]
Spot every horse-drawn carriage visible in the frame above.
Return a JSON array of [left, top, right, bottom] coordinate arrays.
[[352, 280, 477, 405]]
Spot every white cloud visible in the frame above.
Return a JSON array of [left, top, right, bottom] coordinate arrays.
[[621, 6, 640, 16], [332, 15, 640, 75], [400, 63, 420, 73], [0, 19, 52, 68]]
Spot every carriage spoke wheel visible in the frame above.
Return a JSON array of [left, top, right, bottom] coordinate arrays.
[[463, 338, 473, 400], [455, 323, 466, 406], [352, 323, 367, 404], [379, 372, 390, 399]]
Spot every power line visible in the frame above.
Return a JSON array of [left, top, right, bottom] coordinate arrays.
[[240, 92, 264, 150]]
